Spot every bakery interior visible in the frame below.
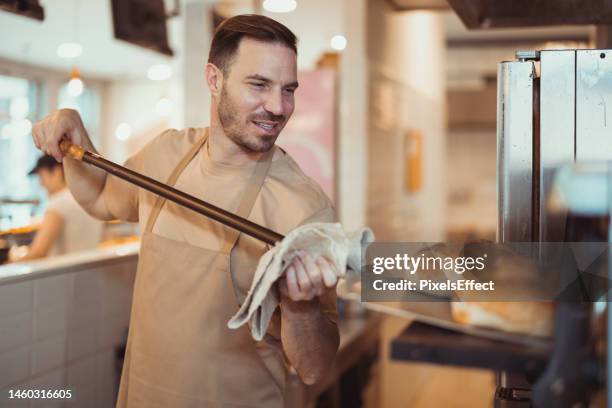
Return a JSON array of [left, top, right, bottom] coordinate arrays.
[[0, 0, 610, 407]]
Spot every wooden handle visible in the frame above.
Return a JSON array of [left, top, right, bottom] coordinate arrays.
[[59, 140, 85, 161], [56, 141, 285, 245]]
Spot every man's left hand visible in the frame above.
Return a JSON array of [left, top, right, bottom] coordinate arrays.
[[278, 251, 338, 302]]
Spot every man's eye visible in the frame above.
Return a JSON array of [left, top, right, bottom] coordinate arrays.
[[250, 83, 265, 89], [284, 88, 296, 95]]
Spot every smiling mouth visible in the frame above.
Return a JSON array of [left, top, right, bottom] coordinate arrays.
[[252, 120, 279, 132]]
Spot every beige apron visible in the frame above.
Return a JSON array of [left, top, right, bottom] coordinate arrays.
[[116, 130, 284, 407]]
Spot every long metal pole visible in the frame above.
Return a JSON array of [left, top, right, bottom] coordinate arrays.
[[60, 140, 284, 245]]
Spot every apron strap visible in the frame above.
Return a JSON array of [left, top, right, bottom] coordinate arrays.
[[220, 146, 274, 255], [144, 129, 209, 233], [143, 127, 275, 254]]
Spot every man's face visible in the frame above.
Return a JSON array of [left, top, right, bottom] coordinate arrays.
[[216, 38, 298, 153]]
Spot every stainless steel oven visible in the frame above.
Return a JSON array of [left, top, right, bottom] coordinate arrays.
[[497, 48, 611, 407]]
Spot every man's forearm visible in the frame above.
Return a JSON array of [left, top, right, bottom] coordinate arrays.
[[32, 109, 114, 219], [63, 150, 113, 220], [280, 294, 339, 385]]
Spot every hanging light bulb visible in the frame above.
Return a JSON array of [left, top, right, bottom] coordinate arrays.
[[330, 35, 347, 51], [67, 67, 84, 97], [147, 64, 172, 81], [155, 97, 174, 117], [67, 77, 83, 96], [262, 0, 297, 13], [115, 123, 132, 141]]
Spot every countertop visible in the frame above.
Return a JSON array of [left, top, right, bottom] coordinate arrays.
[[0, 241, 140, 286]]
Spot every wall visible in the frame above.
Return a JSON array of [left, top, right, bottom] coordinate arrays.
[[447, 85, 497, 129], [445, 83, 497, 240], [98, 0, 199, 162], [258, 0, 345, 70], [366, 2, 447, 241], [445, 129, 497, 240], [336, 0, 368, 229], [0, 259, 136, 408], [100, 79, 182, 162], [182, 1, 214, 129]]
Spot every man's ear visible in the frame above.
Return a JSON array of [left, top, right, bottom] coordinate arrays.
[[205, 63, 223, 96]]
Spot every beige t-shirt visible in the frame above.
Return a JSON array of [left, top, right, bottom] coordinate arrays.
[[46, 188, 103, 256], [103, 127, 337, 320]]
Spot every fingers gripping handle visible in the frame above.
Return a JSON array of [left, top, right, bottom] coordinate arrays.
[[59, 140, 85, 161]]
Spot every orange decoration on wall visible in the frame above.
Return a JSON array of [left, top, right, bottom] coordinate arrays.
[[405, 130, 423, 192]]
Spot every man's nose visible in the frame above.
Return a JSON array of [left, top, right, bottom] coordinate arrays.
[[263, 90, 283, 116]]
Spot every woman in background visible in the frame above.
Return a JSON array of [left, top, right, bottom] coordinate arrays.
[[11, 154, 103, 261]]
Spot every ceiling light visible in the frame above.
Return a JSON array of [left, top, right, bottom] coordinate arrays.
[[330, 35, 347, 51], [66, 67, 84, 97], [9, 96, 29, 120], [115, 123, 132, 141], [67, 78, 83, 97], [262, 0, 297, 13], [147, 64, 172, 81], [155, 97, 173, 117], [57, 42, 83, 59]]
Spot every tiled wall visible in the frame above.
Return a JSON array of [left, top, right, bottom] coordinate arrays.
[[445, 129, 497, 240], [0, 258, 136, 408]]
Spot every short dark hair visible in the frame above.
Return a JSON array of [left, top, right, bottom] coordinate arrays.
[[208, 14, 297, 74], [28, 154, 62, 175]]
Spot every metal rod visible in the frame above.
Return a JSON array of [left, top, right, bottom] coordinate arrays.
[[60, 141, 284, 245]]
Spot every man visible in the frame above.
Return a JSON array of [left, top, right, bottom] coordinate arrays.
[[32, 14, 339, 407], [12, 154, 102, 261]]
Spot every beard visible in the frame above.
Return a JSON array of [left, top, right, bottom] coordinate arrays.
[[217, 85, 285, 153]]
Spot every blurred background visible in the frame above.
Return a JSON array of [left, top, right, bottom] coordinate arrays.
[[0, 0, 595, 243], [0, 1, 604, 407]]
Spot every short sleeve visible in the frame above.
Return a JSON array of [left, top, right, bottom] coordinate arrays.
[[297, 205, 337, 226], [46, 192, 72, 220], [99, 128, 197, 223]]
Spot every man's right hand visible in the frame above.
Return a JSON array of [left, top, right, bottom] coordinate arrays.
[[31, 109, 114, 220], [32, 109, 89, 162]]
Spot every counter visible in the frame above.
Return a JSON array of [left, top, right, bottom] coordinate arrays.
[[0, 243, 138, 407], [0, 242, 139, 286], [0, 244, 381, 408]]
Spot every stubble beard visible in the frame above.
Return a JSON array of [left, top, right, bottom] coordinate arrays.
[[218, 86, 278, 153]]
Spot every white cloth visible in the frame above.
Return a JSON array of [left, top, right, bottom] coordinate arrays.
[[46, 188, 103, 256], [228, 222, 374, 340]]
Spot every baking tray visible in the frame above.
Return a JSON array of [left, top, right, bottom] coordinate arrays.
[[337, 279, 553, 350]]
